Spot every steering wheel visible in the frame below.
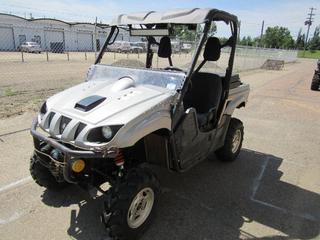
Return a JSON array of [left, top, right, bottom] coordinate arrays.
[[164, 66, 184, 72]]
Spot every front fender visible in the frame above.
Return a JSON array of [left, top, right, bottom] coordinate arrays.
[[112, 109, 171, 148]]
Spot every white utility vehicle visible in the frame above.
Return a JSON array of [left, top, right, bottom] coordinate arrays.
[[311, 59, 320, 90], [30, 8, 250, 240]]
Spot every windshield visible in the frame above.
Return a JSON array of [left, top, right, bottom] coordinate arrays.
[[87, 64, 186, 91], [98, 25, 203, 72]]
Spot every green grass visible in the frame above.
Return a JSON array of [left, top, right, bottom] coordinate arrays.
[[298, 50, 320, 59], [4, 88, 17, 96]]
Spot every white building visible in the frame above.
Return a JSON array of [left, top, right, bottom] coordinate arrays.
[[0, 13, 122, 52]]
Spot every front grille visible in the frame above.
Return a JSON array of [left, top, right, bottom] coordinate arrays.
[[42, 111, 87, 141], [59, 116, 71, 134], [47, 112, 55, 127], [74, 122, 86, 139]]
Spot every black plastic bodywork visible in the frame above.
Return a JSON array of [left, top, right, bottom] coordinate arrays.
[[171, 110, 231, 171]]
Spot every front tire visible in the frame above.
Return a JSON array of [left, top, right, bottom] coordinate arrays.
[[101, 167, 160, 240], [30, 154, 67, 190], [216, 118, 244, 162]]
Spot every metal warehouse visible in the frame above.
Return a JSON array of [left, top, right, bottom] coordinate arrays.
[[0, 13, 129, 52]]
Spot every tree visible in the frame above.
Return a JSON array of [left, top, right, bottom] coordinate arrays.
[[307, 25, 320, 50], [238, 36, 261, 47], [175, 23, 217, 41], [295, 28, 305, 50], [261, 26, 295, 49], [175, 25, 196, 41], [239, 36, 254, 46]]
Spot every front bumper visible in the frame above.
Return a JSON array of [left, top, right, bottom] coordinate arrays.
[[30, 118, 118, 183]]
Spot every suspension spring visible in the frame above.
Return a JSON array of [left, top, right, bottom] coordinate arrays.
[[114, 150, 125, 167]]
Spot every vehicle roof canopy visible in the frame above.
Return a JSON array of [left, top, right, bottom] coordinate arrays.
[[110, 8, 238, 26]]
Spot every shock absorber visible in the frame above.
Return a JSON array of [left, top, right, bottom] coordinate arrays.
[[114, 150, 125, 177]]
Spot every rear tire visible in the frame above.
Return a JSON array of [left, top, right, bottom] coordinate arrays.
[[101, 167, 160, 240], [216, 118, 244, 162], [30, 154, 67, 190], [311, 74, 320, 91]]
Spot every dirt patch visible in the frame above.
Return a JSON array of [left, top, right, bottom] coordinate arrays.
[[0, 61, 90, 118]]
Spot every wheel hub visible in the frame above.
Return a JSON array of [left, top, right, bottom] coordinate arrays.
[[231, 129, 241, 153], [127, 187, 154, 229]]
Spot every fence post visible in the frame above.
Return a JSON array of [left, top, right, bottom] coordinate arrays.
[[138, 51, 139, 59], [67, 52, 69, 61], [46, 51, 49, 62], [127, 52, 129, 59], [85, 52, 87, 60], [21, 51, 24, 62]]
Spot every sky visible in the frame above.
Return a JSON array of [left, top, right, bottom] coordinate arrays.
[[0, 0, 319, 39]]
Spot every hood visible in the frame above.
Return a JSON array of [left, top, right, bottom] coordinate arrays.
[[46, 79, 173, 126]]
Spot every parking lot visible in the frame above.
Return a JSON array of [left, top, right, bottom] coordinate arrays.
[[0, 59, 319, 239]]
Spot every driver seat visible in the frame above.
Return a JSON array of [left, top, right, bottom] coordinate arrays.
[[183, 37, 223, 130], [158, 36, 173, 66]]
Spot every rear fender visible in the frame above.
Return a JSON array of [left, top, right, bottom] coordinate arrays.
[[224, 85, 250, 115]]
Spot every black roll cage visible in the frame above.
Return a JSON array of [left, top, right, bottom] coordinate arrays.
[[94, 17, 238, 126]]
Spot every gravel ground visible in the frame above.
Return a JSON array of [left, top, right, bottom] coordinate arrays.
[[0, 59, 319, 240]]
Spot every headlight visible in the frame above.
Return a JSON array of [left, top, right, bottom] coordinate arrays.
[[87, 125, 123, 143], [102, 126, 113, 139]]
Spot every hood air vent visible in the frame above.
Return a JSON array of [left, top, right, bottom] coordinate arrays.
[[75, 95, 106, 112]]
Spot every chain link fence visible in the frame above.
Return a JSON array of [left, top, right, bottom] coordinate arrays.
[[233, 46, 297, 72], [0, 16, 298, 119]]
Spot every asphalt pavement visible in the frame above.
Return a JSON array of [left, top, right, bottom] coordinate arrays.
[[0, 59, 319, 240]]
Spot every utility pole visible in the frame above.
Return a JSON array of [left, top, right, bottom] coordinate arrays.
[[259, 20, 264, 48], [94, 17, 98, 57], [303, 7, 316, 56]]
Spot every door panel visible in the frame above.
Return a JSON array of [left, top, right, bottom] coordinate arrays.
[[174, 108, 213, 170], [77, 32, 93, 51], [44, 30, 64, 51], [0, 27, 14, 50]]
